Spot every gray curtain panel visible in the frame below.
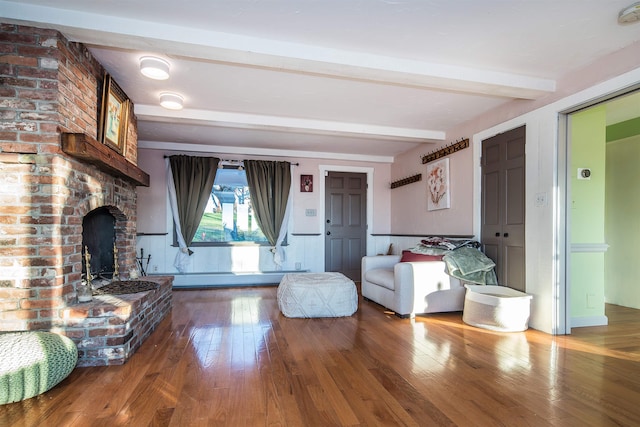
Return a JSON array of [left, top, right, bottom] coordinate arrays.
[[169, 155, 219, 247], [244, 160, 291, 246]]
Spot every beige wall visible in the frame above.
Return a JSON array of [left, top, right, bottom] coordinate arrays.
[[389, 142, 473, 236]]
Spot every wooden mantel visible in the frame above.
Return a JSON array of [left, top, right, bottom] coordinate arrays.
[[61, 133, 150, 187]]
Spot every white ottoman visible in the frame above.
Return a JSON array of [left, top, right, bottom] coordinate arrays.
[[277, 272, 358, 318]]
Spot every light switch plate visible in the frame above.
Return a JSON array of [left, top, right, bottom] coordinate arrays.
[[534, 192, 547, 207], [305, 208, 317, 217]]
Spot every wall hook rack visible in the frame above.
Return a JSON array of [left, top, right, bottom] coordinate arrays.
[[421, 138, 469, 164], [390, 173, 422, 189]]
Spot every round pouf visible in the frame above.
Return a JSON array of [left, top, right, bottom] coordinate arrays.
[[0, 331, 78, 405]]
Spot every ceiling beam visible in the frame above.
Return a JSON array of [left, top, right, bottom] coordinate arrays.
[[2, 1, 556, 99], [134, 105, 446, 143], [137, 140, 396, 164]]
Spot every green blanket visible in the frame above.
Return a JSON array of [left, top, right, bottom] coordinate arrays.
[[442, 247, 498, 285]]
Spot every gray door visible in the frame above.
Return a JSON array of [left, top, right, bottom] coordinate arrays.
[[481, 125, 526, 291], [325, 172, 367, 281]]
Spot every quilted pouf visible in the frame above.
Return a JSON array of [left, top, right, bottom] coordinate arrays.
[[0, 331, 78, 405], [277, 272, 358, 318]]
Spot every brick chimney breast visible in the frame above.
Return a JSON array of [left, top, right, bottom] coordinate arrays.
[[0, 24, 139, 332]]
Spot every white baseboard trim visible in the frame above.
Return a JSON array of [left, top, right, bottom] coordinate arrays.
[[570, 315, 609, 328], [153, 271, 308, 288]]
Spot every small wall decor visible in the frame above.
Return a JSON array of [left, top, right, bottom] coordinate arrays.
[[427, 158, 450, 211], [390, 173, 422, 189], [300, 174, 313, 192], [421, 138, 469, 164], [98, 74, 130, 155]]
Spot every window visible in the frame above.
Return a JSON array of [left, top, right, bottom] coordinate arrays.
[[190, 167, 268, 245]]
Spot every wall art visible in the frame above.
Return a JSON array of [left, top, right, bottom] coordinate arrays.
[[98, 74, 129, 155], [300, 174, 313, 192], [427, 158, 450, 211]]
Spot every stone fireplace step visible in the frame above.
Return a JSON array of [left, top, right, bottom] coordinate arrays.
[[60, 276, 173, 367]]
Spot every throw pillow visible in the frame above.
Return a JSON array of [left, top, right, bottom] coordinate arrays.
[[400, 250, 443, 262]]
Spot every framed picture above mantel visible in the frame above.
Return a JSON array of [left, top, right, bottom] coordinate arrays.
[[98, 74, 130, 155]]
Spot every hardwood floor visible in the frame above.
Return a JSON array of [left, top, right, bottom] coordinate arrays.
[[2, 287, 639, 426]]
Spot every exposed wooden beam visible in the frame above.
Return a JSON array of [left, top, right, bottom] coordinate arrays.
[[61, 133, 150, 187]]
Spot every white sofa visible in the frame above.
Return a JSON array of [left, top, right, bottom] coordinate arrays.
[[361, 255, 465, 318]]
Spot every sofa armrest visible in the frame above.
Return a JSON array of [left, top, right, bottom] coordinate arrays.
[[394, 261, 448, 286], [393, 261, 462, 315]]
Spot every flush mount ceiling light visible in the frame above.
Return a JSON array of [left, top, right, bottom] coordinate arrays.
[[159, 92, 184, 110], [618, 2, 640, 24], [139, 56, 170, 80]]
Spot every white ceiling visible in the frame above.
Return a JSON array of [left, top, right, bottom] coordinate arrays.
[[2, 0, 640, 162]]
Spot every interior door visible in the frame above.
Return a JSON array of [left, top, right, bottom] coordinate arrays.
[[325, 172, 367, 281], [481, 125, 526, 291]]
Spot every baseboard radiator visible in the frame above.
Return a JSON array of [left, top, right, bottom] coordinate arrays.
[[150, 271, 308, 287]]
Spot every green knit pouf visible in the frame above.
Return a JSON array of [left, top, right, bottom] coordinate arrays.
[[0, 331, 78, 405]]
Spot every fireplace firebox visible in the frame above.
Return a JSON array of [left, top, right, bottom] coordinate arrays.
[[82, 207, 116, 280]]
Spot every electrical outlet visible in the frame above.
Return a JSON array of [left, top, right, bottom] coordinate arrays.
[[153, 265, 158, 272]]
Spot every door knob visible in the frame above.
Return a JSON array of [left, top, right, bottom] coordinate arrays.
[[503, 233, 509, 237], [326, 231, 331, 235], [495, 232, 500, 237]]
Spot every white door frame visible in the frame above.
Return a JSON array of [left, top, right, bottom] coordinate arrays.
[[557, 84, 640, 334]]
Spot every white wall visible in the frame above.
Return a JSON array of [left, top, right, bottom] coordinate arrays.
[[135, 148, 391, 285]]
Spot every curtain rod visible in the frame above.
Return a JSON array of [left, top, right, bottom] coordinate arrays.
[[163, 155, 298, 165]]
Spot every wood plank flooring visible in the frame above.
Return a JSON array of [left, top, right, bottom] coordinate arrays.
[[2, 286, 639, 426]]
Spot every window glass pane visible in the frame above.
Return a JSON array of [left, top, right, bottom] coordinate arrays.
[[191, 168, 268, 244]]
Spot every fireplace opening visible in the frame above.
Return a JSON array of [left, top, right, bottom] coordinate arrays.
[[82, 207, 116, 280]]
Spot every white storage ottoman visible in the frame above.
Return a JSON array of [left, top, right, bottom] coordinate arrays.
[[277, 272, 358, 318], [463, 285, 532, 332]]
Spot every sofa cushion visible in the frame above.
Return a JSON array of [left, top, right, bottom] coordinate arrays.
[[364, 268, 395, 290], [400, 250, 444, 262]]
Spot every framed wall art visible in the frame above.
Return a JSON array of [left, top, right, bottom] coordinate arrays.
[[98, 74, 129, 155], [426, 157, 450, 211], [300, 174, 313, 192]]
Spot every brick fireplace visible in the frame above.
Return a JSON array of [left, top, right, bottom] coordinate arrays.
[[0, 24, 172, 365]]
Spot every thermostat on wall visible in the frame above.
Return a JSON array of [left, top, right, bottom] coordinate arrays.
[[577, 168, 591, 180]]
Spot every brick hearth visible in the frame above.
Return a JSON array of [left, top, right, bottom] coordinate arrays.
[[61, 276, 173, 367]]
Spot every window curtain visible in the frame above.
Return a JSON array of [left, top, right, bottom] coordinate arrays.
[[244, 160, 292, 269], [166, 155, 219, 272]]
